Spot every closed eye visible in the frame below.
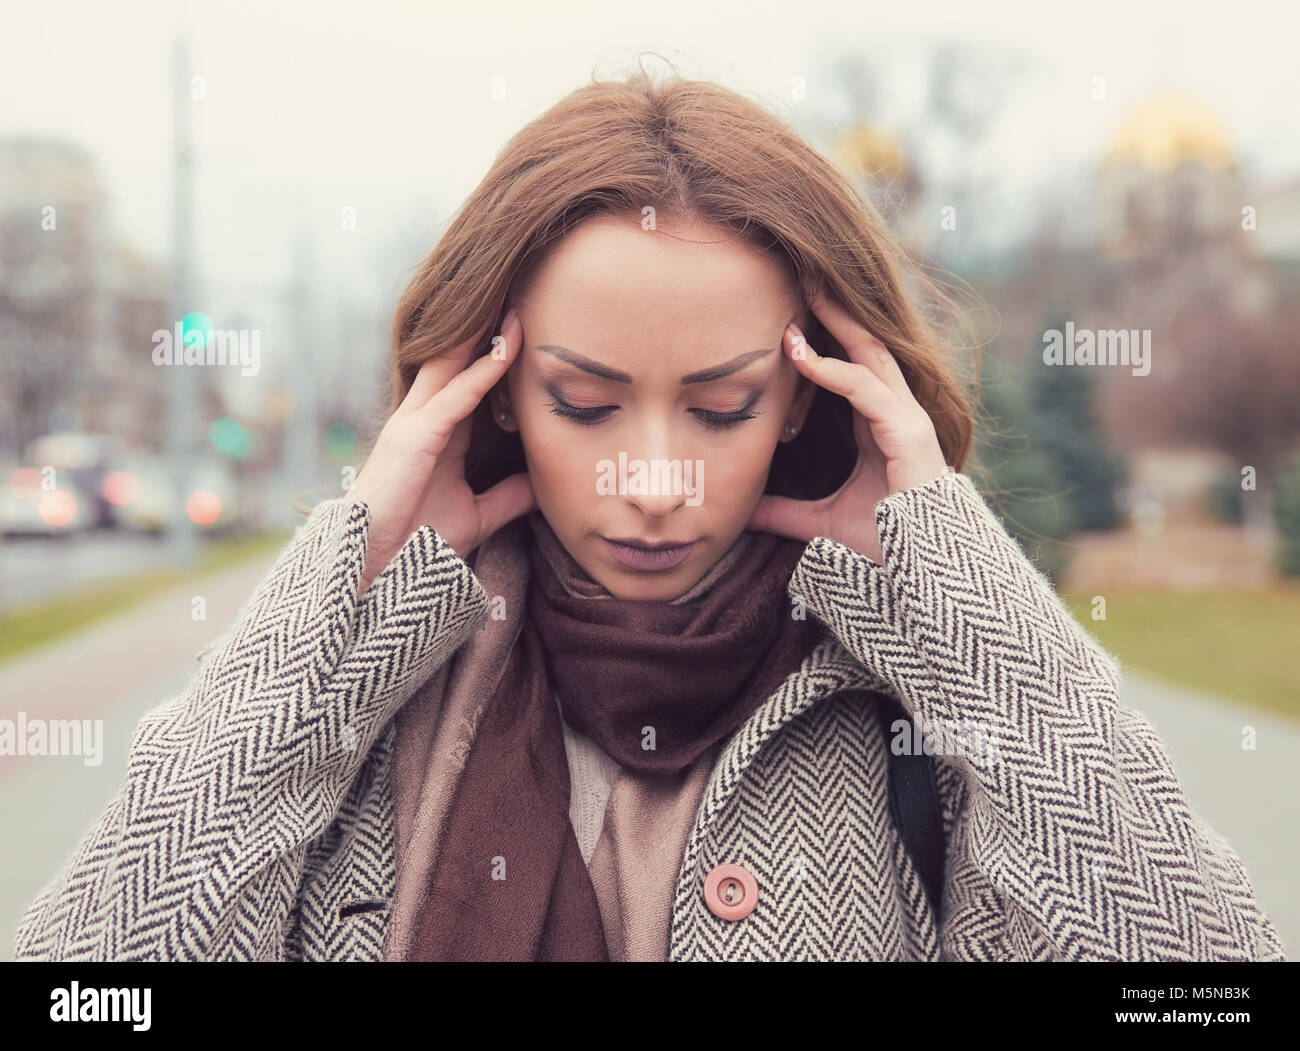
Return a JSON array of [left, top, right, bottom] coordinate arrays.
[[545, 391, 762, 432], [546, 396, 616, 425]]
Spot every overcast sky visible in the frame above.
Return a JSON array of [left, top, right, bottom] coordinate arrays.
[[2, 0, 1297, 294]]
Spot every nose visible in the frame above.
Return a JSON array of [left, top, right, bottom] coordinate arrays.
[[628, 484, 685, 519], [624, 414, 687, 519]]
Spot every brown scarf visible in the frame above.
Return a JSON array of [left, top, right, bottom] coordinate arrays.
[[408, 511, 823, 961]]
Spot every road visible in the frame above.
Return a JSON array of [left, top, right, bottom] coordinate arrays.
[[0, 552, 1295, 960], [0, 529, 177, 606]]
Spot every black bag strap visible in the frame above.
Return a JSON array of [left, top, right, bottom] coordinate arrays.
[[864, 690, 946, 920]]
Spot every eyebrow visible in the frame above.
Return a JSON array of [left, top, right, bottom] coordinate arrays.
[[536, 344, 776, 384]]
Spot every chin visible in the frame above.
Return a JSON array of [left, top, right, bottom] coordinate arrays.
[[595, 560, 705, 601], [605, 580, 696, 602]]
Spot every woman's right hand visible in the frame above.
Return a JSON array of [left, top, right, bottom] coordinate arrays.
[[348, 306, 535, 596]]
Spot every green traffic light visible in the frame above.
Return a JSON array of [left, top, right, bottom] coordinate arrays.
[[209, 416, 259, 460], [180, 311, 215, 347]]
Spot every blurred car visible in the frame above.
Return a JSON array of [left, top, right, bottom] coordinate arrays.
[[104, 455, 240, 534], [0, 463, 98, 536], [24, 431, 122, 528]]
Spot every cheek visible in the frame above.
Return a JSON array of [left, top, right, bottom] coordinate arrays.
[[695, 429, 779, 504], [517, 413, 597, 499]]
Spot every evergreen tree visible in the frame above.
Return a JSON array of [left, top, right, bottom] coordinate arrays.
[[971, 353, 1076, 585], [1025, 312, 1127, 531], [1273, 444, 1300, 578]]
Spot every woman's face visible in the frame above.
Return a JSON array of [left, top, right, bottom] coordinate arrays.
[[491, 212, 815, 601]]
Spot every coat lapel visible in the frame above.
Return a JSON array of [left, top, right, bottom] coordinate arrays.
[[669, 628, 899, 958]]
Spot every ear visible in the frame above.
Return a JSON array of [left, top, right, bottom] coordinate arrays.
[[783, 308, 818, 440], [782, 374, 817, 441], [487, 380, 519, 432], [781, 300, 819, 440]]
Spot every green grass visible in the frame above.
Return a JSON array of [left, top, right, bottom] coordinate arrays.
[[0, 530, 291, 665], [1060, 586, 1300, 721]]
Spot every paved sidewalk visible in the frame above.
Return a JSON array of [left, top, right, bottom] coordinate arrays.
[[0, 552, 278, 960], [1, 556, 1295, 959]]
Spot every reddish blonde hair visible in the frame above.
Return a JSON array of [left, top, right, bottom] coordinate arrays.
[[387, 67, 980, 499]]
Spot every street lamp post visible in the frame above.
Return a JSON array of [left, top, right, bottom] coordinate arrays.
[[165, 31, 198, 567]]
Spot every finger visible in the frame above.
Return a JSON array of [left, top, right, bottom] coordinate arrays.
[[416, 314, 521, 441], [785, 322, 898, 424], [397, 317, 493, 416], [748, 491, 822, 543], [808, 287, 914, 403], [399, 357, 447, 416], [474, 471, 537, 540]]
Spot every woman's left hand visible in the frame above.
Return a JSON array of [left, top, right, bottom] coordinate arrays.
[[747, 286, 950, 564]]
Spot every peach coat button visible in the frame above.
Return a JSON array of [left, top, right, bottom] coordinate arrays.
[[703, 863, 758, 920]]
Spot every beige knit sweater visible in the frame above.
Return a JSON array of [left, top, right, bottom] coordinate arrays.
[[556, 693, 717, 961]]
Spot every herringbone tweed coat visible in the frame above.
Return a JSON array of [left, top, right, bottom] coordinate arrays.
[[13, 472, 1287, 961]]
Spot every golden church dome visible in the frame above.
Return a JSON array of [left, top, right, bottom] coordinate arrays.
[[1103, 91, 1237, 172], [834, 122, 909, 181]]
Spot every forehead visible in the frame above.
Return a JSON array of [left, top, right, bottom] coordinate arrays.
[[521, 214, 798, 343]]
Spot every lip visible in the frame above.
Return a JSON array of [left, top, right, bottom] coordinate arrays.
[[603, 536, 696, 572]]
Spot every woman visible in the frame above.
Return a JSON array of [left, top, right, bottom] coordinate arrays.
[[15, 71, 1285, 962]]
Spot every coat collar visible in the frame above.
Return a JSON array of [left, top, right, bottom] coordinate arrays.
[[680, 623, 895, 873]]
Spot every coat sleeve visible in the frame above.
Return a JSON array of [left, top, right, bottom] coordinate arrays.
[[12, 497, 489, 961], [787, 470, 1287, 961]]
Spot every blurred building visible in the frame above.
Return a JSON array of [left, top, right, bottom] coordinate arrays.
[[1092, 91, 1282, 319], [1097, 91, 1241, 259], [1253, 175, 1300, 269], [1087, 94, 1297, 532], [0, 136, 169, 458]]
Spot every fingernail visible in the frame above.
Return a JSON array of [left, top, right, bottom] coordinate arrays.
[[786, 322, 808, 352]]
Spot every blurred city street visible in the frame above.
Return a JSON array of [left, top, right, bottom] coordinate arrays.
[[1, 0, 1296, 971], [1, 531, 178, 605]]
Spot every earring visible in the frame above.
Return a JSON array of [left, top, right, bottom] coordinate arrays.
[[782, 423, 798, 439], [497, 409, 512, 424]]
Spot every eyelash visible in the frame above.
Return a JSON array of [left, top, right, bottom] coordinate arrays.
[[546, 395, 760, 432]]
